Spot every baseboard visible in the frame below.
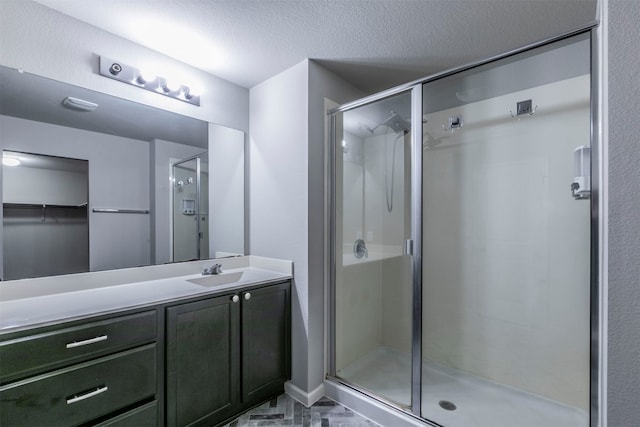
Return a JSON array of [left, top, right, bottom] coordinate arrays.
[[284, 381, 325, 407]]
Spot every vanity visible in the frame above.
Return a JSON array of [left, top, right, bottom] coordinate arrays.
[[0, 256, 292, 427]]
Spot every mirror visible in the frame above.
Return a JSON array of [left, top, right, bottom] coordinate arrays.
[[0, 66, 246, 281]]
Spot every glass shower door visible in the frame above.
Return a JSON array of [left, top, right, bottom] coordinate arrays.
[[333, 91, 415, 408]]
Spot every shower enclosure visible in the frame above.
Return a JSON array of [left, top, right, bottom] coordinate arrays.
[[329, 30, 597, 427], [172, 152, 209, 262]]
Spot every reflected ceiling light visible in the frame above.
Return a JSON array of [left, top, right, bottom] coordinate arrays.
[[2, 156, 20, 166], [62, 96, 99, 112], [99, 56, 200, 106]]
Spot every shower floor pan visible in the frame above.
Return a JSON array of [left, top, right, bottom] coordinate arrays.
[[337, 347, 588, 427]]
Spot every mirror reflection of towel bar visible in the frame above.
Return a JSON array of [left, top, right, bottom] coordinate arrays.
[[92, 208, 149, 214]]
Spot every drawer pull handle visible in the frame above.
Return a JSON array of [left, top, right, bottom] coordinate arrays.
[[66, 335, 108, 349], [66, 385, 108, 404]]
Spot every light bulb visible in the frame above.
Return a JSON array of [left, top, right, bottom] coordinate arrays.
[[2, 157, 20, 166], [163, 79, 181, 93], [184, 86, 200, 99], [137, 69, 156, 84]]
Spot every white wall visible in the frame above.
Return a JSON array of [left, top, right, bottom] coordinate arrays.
[[209, 124, 245, 257], [419, 75, 591, 408], [0, 1, 249, 131], [362, 132, 408, 252], [607, 0, 640, 424], [1, 115, 150, 272], [336, 128, 411, 370]]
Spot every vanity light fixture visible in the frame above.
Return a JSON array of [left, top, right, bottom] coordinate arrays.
[[99, 56, 200, 106]]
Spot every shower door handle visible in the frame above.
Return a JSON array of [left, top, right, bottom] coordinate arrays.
[[404, 239, 413, 256]]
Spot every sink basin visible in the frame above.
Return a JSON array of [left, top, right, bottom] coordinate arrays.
[[187, 271, 244, 287]]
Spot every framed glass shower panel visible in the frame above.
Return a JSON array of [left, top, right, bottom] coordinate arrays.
[[332, 90, 415, 409]]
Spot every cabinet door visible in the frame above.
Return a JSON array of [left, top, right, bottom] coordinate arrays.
[[166, 295, 240, 427], [241, 282, 291, 406]]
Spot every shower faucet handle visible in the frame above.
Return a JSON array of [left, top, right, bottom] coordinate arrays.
[[354, 239, 368, 259]]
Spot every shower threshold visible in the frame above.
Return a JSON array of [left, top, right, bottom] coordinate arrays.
[[337, 347, 588, 427]]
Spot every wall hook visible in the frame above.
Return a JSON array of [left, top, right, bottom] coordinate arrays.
[[510, 99, 538, 119], [442, 115, 463, 132]]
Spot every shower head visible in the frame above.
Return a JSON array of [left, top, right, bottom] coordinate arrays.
[[380, 111, 411, 135]]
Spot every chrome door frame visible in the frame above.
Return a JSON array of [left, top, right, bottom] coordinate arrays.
[[327, 85, 423, 417]]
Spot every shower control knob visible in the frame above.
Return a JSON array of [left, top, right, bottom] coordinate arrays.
[[244, 292, 251, 301], [231, 295, 239, 303]]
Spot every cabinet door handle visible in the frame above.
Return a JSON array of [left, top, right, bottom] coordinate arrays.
[[66, 385, 108, 404], [231, 295, 240, 303], [244, 292, 251, 301], [66, 335, 108, 349]]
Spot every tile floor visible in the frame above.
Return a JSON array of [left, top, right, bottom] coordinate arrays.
[[222, 394, 380, 427]]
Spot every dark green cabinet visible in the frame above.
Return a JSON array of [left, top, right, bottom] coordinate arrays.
[[0, 310, 159, 426], [166, 294, 240, 427], [241, 281, 291, 406], [166, 280, 291, 427]]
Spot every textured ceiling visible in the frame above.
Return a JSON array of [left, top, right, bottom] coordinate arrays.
[[34, 0, 596, 93]]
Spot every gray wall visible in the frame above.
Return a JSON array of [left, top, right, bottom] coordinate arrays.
[[250, 60, 311, 390], [607, 0, 640, 425], [249, 59, 362, 394]]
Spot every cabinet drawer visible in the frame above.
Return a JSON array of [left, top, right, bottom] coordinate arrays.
[[94, 400, 158, 426], [0, 344, 156, 427], [0, 310, 156, 383]]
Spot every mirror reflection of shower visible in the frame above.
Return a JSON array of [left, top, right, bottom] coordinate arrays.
[[171, 152, 209, 262]]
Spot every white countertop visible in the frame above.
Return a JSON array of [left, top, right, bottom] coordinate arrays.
[[0, 256, 292, 333]]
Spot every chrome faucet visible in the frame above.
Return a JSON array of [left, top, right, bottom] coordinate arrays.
[[202, 263, 223, 275]]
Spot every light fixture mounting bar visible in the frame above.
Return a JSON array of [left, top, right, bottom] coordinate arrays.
[[98, 56, 200, 106]]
